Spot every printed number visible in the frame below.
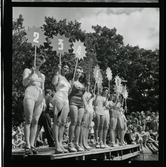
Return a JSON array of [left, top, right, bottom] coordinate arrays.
[[77, 45, 82, 55], [117, 86, 122, 93], [96, 70, 99, 78], [117, 79, 120, 86], [33, 32, 39, 43], [58, 39, 64, 50], [98, 77, 101, 84], [119, 86, 122, 92]]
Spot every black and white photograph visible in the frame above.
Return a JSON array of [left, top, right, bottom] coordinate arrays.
[[12, 0, 159, 3], [11, 7, 161, 163]]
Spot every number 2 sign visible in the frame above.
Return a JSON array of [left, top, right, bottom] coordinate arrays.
[[33, 32, 39, 43], [26, 26, 46, 47]]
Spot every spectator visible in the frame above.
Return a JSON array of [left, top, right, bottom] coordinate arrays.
[[145, 111, 151, 122], [89, 121, 95, 144], [12, 134, 25, 148], [35, 89, 55, 147], [144, 126, 158, 154], [124, 124, 136, 144], [132, 125, 143, 151]]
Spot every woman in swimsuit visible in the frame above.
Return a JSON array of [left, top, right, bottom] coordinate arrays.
[[80, 82, 94, 151], [102, 87, 110, 148], [68, 66, 86, 152], [93, 88, 108, 149], [52, 61, 71, 154], [22, 54, 46, 155], [108, 94, 120, 147], [118, 106, 127, 145]]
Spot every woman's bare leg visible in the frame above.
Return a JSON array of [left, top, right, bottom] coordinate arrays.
[[117, 117, 124, 145], [58, 104, 70, 152], [109, 117, 117, 145], [103, 118, 109, 146], [68, 105, 78, 143], [30, 100, 43, 147], [52, 100, 64, 152], [99, 115, 105, 143], [23, 98, 35, 148], [86, 112, 93, 147], [75, 108, 85, 144], [80, 113, 88, 148], [94, 114, 100, 143]]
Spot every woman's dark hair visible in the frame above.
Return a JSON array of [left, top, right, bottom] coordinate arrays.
[[62, 61, 70, 68], [25, 58, 33, 69], [37, 53, 46, 61], [112, 94, 118, 103], [77, 66, 83, 71], [24, 53, 46, 69], [95, 87, 102, 95], [103, 87, 108, 91], [45, 89, 52, 94], [70, 66, 83, 81], [61, 61, 70, 81], [118, 94, 123, 104], [101, 87, 108, 96], [79, 72, 87, 84]]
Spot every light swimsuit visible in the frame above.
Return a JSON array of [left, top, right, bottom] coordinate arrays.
[[109, 101, 120, 118], [83, 92, 94, 114], [94, 96, 106, 116], [23, 69, 44, 102], [104, 107, 110, 123], [52, 75, 71, 106]]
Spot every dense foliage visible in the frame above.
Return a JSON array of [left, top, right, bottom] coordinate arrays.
[[12, 15, 159, 126]]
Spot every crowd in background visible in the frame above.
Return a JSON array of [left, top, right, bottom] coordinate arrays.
[[12, 106, 159, 154], [12, 56, 159, 155]]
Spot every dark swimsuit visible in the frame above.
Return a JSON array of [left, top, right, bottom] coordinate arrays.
[[69, 83, 85, 108]]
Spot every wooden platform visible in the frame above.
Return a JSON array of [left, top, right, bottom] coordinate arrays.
[[12, 144, 140, 161]]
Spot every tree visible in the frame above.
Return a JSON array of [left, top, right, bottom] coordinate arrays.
[[12, 14, 34, 125], [12, 15, 159, 126]]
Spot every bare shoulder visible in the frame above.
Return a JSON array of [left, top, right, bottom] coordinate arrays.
[[40, 73, 45, 80], [23, 68, 31, 73]]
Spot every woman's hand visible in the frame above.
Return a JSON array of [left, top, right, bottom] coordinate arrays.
[[42, 99, 47, 111], [43, 103, 47, 111], [93, 112, 96, 119], [58, 64, 62, 71], [31, 66, 36, 74], [70, 80, 75, 87], [85, 106, 89, 114], [107, 93, 110, 99]]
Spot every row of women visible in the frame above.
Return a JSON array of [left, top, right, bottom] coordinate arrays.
[[22, 53, 127, 155]]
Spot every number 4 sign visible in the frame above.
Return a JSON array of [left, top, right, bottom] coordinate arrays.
[[72, 40, 86, 60], [71, 40, 87, 81]]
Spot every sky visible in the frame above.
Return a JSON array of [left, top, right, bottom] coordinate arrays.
[[13, 7, 159, 51]]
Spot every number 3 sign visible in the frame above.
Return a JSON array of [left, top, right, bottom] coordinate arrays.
[[50, 34, 71, 55], [26, 26, 46, 47]]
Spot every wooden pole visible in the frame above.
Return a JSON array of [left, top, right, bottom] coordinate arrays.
[[59, 53, 62, 74], [34, 45, 37, 70], [72, 57, 79, 81]]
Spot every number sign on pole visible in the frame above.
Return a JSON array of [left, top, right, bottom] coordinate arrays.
[[50, 33, 71, 74], [72, 40, 87, 81], [26, 26, 46, 69]]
